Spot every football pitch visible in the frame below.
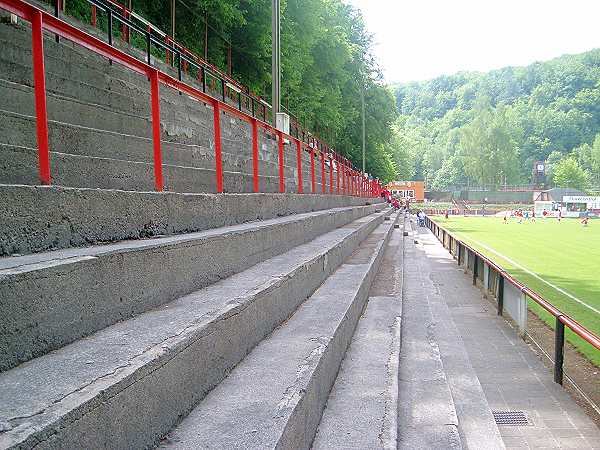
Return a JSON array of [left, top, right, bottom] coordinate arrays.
[[432, 215, 600, 366]]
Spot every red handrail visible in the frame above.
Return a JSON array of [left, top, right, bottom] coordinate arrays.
[[428, 217, 600, 351], [93, 0, 336, 157], [1, 0, 382, 197]]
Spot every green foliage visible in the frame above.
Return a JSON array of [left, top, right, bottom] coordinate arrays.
[[393, 49, 600, 189], [552, 157, 589, 190]]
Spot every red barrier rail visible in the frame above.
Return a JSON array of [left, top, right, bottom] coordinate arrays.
[[86, 0, 339, 157], [2, 0, 382, 197], [425, 215, 600, 386]]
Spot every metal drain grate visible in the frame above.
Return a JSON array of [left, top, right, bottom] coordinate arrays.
[[492, 410, 531, 426]]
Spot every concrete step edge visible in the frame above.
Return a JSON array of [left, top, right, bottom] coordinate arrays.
[[312, 220, 406, 450], [397, 224, 463, 450], [0, 110, 308, 175], [0, 206, 383, 371], [0, 210, 389, 450], [158, 214, 397, 450], [0, 183, 376, 256]]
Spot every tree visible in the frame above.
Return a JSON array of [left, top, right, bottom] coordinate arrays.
[[458, 100, 523, 186], [553, 157, 589, 190]]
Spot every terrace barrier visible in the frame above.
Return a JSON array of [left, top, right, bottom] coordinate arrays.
[[424, 215, 600, 387], [2, 0, 381, 197]]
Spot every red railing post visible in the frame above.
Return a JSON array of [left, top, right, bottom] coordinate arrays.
[[321, 149, 326, 194], [329, 151, 333, 194], [213, 100, 224, 192], [91, 5, 97, 28], [341, 158, 346, 194], [278, 130, 285, 193], [31, 11, 51, 185], [150, 70, 164, 191], [252, 118, 259, 193], [336, 152, 340, 194], [296, 139, 303, 194], [347, 163, 351, 195], [165, 36, 170, 65], [120, 5, 127, 42], [310, 147, 316, 193]]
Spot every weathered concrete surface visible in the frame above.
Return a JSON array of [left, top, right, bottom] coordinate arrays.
[[418, 224, 600, 449], [312, 223, 404, 450], [0, 141, 291, 193], [159, 216, 396, 450], [0, 184, 379, 256], [397, 223, 462, 450], [0, 206, 383, 371], [0, 22, 335, 193], [0, 104, 301, 180], [0, 211, 388, 450]]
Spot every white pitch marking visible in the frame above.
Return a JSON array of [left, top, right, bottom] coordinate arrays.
[[461, 236, 600, 316]]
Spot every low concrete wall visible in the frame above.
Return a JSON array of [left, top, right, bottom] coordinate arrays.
[[0, 184, 381, 256]]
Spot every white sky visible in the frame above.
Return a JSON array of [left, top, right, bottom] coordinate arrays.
[[346, 0, 600, 84]]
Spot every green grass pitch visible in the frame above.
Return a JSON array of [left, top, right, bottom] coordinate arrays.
[[432, 215, 600, 367]]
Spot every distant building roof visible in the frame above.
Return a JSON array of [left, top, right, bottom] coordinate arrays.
[[539, 187, 585, 202]]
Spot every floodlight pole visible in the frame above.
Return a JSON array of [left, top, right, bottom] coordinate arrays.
[[271, 0, 281, 127]]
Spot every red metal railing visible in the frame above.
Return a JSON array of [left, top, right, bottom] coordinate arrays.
[[2, 0, 382, 197], [86, 0, 337, 153], [425, 216, 600, 386]]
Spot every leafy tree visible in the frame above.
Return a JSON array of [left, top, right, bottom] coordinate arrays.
[[457, 100, 523, 186], [553, 157, 589, 190]]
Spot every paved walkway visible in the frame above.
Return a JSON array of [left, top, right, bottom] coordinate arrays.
[[411, 222, 600, 449]]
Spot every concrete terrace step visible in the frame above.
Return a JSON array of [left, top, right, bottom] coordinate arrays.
[[0, 103, 302, 180], [311, 219, 405, 450], [0, 185, 375, 256], [0, 23, 335, 192], [0, 210, 389, 450], [0, 142, 319, 194], [397, 224, 462, 450], [0, 205, 384, 371], [312, 296, 401, 450], [158, 214, 397, 450], [0, 76, 263, 154], [0, 16, 259, 116]]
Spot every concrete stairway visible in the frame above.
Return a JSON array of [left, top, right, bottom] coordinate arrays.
[[0, 204, 393, 449], [0, 19, 334, 194]]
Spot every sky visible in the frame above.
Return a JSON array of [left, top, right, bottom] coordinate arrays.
[[346, 0, 600, 84]]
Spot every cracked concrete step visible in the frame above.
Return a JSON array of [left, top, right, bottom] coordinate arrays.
[[158, 215, 397, 450], [0, 184, 375, 256], [0, 205, 385, 372], [0, 142, 312, 194], [0, 77, 271, 156], [0, 210, 388, 450], [311, 221, 405, 450], [0, 108, 302, 181], [0, 21, 166, 98], [0, 15, 260, 117], [397, 226, 462, 450], [312, 296, 401, 450]]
